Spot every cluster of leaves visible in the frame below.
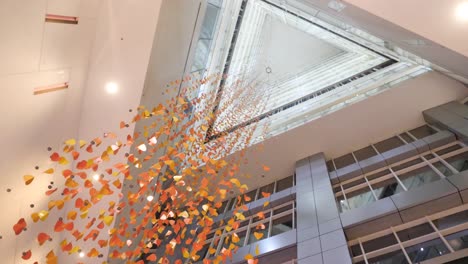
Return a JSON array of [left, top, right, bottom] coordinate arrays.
[[10, 73, 271, 264]]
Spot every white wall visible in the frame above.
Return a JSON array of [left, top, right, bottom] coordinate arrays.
[[0, 0, 100, 263]]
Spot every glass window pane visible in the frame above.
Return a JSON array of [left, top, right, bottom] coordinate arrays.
[[208, 0, 223, 7], [374, 136, 405, 154], [342, 177, 366, 189], [232, 230, 247, 247], [334, 153, 356, 169], [436, 144, 462, 156], [218, 199, 229, 214], [253, 212, 270, 223], [336, 195, 348, 213], [259, 183, 275, 197], [200, 4, 220, 39], [398, 166, 442, 191], [445, 152, 468, 173], [400, 132, 415, 143], [198, 243, 210, 259], [271, 214, 293, 236], [362, 233, 398, 253], [372, 177, 403, 199], [405, 238, 449, 263], [367, 250, 409, 264], [397, 223, 434, 242], [191, 39, 211, 72], [350, 244, 362, 257], [408, 125, 436, 139], [248, 223, 269, 244], [276, 176, 294, 192], [366, 169, 391, 181], [354, 146, 378, 161], [424, 153, 436, 160], [433, 210, 468, 230], [343, 187, 376, 211], [273, 204, 293, 215], [432, 161, 454, 177], [445, 230, 468, 251], [326, 160, 335, 172], [391, 158, 423, 172], [244, 189, 257, 202]]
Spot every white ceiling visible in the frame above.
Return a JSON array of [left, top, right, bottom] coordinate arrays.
[[256, 16, 343, 82]]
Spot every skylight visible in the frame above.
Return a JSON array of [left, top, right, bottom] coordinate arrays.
[[200, 0, 430, 143]]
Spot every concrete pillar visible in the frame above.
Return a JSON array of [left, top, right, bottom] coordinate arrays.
[[295, 153, 351, 264]]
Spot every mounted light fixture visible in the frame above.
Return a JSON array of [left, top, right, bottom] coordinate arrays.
[[105, 82, 118, 94], [456, 2, 468, 21], [45, 14, 79, 24], [33, 82, 68, 95]]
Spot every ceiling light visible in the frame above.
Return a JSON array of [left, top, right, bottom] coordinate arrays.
[[105, 82, 118, 94], [79, 252, 85, 258], [93, 174, 100, 181], [328, 0, 346, 12], [456, 2, 468, 21], [420, 248, 424, 252], [147, 195, 154, 202]]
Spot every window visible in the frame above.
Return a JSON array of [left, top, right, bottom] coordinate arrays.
[[276, 175, 294, 192], [400, 132, 415, 143], [348, 204, 468, 264], [334, 153, 356, 169], [362, 233, 398, 253], [397, 223, 434, 242], [259, 182, 275, 197], [374, 136, 405, 153], [343, 188, 376, 212], [405, 238, 449, 262], [445, 152, 468, 172], [271, 214, 293, 236], [432, 161, 454, 177], [408, 125, 436, 139], [446, 230, 468, 251], [398, 165, 442, 191], [391, 157, 423, 172], [197, 201, 296, 259], [372, 177, 402, 199], [354, 146, 378, 161], [332, 141, 465, 213]]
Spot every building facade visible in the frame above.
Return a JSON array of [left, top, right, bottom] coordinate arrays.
[[193, 100, 468, 264]]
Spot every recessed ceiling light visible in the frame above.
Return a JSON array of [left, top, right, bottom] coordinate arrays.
[[456, 2, 468, 21], [93, 174, 100, 181], [79, 252, 85, 258], [328, 0, 346, 12], [105, 82, 118, 94], [147, 195, 154, 202]]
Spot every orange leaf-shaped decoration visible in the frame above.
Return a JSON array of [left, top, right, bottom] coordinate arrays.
[[23, 175, 34, 185], [43, 168, 54, 174], [262, 165, 270, 172], [146, 254, 157, 261], [67, 211, 77, 220], [45, 188, 57, 196], [253, 232, 263, 240], [46, 250, 57, 264], [87, 248, 100, 257], [21, 250, 32, 260], [37, 232, 51, 246], [13, 218, 27, 235], [50, 152, 60, 162]]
